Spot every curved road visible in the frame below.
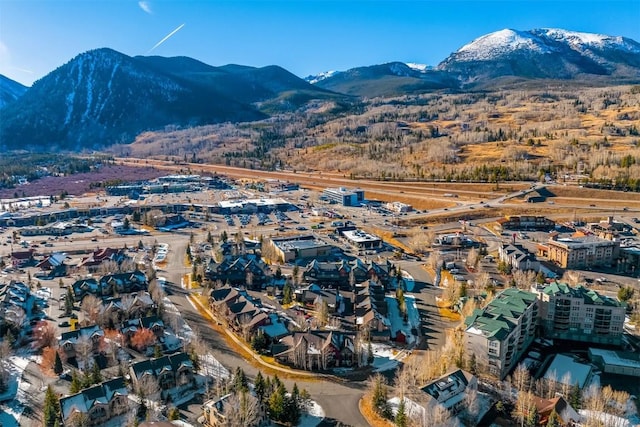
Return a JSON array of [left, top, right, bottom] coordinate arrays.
[[165, 289, 368, 426]]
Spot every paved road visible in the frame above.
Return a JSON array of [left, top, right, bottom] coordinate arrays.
[[166, 292, 368, 426]]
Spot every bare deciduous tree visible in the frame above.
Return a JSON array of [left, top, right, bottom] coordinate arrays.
[[222, 391, 262, 427], [81, 294, 102, 324]]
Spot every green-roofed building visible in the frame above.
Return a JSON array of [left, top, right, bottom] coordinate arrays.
[[464, 288, 538, 380], [532, 282, 625, 346]]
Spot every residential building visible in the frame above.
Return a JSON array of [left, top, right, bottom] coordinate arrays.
[[464, 288, 538, 379], [100, 291, 155, 327], [322, 187, 365, 206], [498, 243, 540, 272], [533, 396, 580, 427], [10, 249, 34, 268], [58, 325, 105, 363], [545, 236, 619, 269], [302, 258, 394, 290], [273, 330, 355, 370], [59, 377, 129, 426], [209, 286, 269, 337], [420, 369, 477, 413], [78, 247, 127, 271], [532, 282, 626, 346], [497, 215, 555, 231], [355, 280, 390, 341], [0, 280, 31, 329], [129, 352, 196, 401], [72, 270, 147, 301], [205, 255, 268, 289], [201, 394, 267, 427], [268, 235, 334, 262]]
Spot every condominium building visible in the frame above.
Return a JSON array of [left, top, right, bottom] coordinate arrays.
[[532, 282, 626, 346], [546, 236, 619, 269], [464, 288, 538, 380]]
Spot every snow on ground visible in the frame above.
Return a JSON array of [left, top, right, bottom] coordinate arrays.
[[385, 295, 420, 344], [200, 353, 230, 381], [0, 355, 34, 427], [297, 400, 325, 427], [579, 410, 638, 427], [402, 272, 416, 292], [369, 343, 410, 372], [165, 295, 194, 342]]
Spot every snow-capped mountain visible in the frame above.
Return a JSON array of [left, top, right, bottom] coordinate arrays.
[[304, 70, 338, 85], [0, 74, 28, 108], [439, 28, 640, 81], [405, 63, 432, 72], [305, 62, 434, 85], [307, 62, 456, 97]]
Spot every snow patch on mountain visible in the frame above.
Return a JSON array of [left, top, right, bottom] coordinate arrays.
[[455, 29, 552, 61], [405, 62, 431, 72], [305, 70, 338, 84], [537, 28, 640, 53]]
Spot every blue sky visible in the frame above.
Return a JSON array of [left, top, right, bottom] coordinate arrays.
[[1, 0, 639, 86]]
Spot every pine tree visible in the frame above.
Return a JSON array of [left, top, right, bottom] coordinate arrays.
[[254, 371, 266, 403], [154, 344, 163, 358], [233, 367, 248, 392], [546, 409, 560, 427], [367, 341, 374, 365], [70, 370, 81, 393], [268, 383, 286, 422], [569, 382, 582, 409], [282, 282, 293, 305], [91, 362, 102, 384], [525, 406, 539, 427], [65, 288, 75, 315], [395, 398, 408, 427], [371, 374, 391, 419], [43, 385, 60, 427], [54, 351, 63, 375], [189, 347, 200, 373]]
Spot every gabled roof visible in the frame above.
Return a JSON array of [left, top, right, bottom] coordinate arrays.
[[130, 352, 193, 381], [60, 325, 104, 345], [59, 377, 127, 420]]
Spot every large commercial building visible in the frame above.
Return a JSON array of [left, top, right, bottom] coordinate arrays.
[[268, 235, 334, 262], [546, 236, 619, 269], [532, 282, 626, 346], [322, 187, 365, 206], [464, 288, 538, 379]]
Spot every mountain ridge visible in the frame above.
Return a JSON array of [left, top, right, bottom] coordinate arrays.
[[2, 27, 639, 151]]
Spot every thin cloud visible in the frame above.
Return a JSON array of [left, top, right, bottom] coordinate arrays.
[[138, 1, 152, 14], [148, 23, 185, 54], [11, 67, 34, 74]]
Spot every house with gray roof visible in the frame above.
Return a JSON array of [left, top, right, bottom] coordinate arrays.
[[59, 377, 128, 426], [420, 369, 477, 413], [464, 288, 538, 379], [498, 243, 540, 272], [129, 352, 195, 401]]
